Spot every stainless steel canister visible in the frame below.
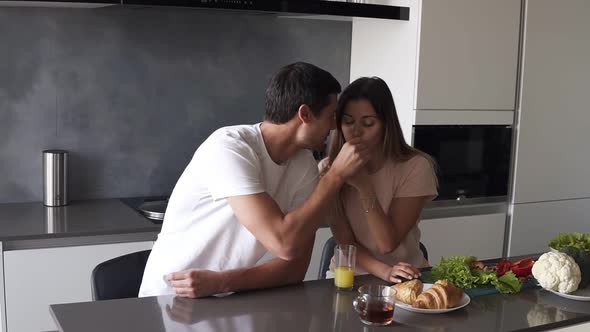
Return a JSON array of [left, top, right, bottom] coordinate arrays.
[[43, 150, 68, 206]]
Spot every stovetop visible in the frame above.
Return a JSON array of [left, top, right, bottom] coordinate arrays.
[[120, 196, 169, 224]]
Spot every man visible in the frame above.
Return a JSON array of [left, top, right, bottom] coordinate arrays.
[[139, 62, 368, 298]]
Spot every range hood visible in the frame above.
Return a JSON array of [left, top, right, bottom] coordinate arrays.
[[1, 1, 409, 20], [123, 0, 410, 21]]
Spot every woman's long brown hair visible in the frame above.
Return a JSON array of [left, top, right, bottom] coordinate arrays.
[[324, 77, 437, 216]]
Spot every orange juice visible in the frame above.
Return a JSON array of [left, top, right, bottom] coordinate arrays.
[[334, 266, 354, 289]]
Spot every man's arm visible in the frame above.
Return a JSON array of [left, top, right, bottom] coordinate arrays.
[[227, 172, 340, 261], [227, 139, 369, 261], [219, 235, 314, 292], [166, 236, 314, 298]]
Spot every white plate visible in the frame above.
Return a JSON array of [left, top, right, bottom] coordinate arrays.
[[548, 287, 590, 301], [394, 283, 470, 314]]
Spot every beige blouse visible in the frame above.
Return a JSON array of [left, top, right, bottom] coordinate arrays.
[[321, 154, 438, 273]]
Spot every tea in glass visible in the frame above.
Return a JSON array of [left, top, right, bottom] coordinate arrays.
[[353, 285, 396, 326]]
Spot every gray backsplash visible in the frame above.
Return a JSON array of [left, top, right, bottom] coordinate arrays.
[[0, 7, 351, 203]]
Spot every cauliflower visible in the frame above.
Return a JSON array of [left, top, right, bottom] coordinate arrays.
[[532, 252, 581, 293]]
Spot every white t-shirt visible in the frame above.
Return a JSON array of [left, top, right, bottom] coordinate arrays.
[[139, 123, 318, 297]]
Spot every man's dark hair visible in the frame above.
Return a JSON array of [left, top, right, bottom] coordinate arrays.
[[264, 62, 341, 124]]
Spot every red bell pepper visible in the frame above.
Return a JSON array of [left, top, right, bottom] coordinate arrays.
[[496, 258, 512, 277], [511, 257, 534, 278]]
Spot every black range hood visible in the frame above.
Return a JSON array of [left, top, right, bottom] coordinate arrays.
[[122, 0, 410, 21]]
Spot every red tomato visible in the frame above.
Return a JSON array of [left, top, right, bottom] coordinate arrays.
[[511, 257, 534, 278], [496, 258, 512, 277]]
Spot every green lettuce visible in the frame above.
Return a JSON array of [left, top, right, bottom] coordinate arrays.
[[428, 256, 479, 289], [560, 246, 590, 288], [471, 267, 498, 284], [428, 256, 523, 293], [548, 233, 590, 251], [492, 271, 522, 294]]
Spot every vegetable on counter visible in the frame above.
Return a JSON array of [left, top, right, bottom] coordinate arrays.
[[548, 232, 590, 251], [510, 257, 535, 278], [532, 252, 581, 293], [559, 246, 590, 289], [428, 256, 528, 294]]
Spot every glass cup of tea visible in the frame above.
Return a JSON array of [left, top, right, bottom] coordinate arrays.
[[334, 244, 356, 290], [353, 285, 396, 326]]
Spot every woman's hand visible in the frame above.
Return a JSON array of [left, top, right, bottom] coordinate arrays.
[[389, 262, 421, 283]]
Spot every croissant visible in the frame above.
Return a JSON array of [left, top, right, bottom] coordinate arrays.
[[393, 279, 423, 305], [412, 280, 464, 309]]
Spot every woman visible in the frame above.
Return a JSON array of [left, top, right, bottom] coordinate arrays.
[[321, 77, 438, 283]]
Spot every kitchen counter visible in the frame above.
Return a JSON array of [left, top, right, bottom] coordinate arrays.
[[0, 196, 506, 250], [50, 274, 590, 332], [0, 199, 160, 250]]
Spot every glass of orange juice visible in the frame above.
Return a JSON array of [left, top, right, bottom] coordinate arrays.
[[334, 244, 356, 290]]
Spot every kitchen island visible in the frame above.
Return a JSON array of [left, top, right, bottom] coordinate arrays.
[[0, 198, 509, 331], [50, 274, 590, 332]]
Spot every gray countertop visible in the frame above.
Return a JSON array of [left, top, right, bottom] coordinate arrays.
[[0, 197, 506, 249], [0, 199, 160, 248], [50, 274, 590, 332]]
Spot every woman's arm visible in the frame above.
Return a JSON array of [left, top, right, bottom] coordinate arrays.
[[329, 204, 392, 281], [357, 186, 431, 255]]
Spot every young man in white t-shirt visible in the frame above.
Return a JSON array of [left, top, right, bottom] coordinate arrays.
[[139, 62, 369, 298]]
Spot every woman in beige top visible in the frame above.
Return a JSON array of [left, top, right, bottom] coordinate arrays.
[[321, 77, 438, 283]]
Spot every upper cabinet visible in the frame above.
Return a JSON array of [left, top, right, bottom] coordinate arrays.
[[511, 0, 590, 204], [415, 0, 522, 111], [350, 1, 522, 136]]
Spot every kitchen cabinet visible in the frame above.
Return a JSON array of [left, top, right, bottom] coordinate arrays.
[[350, 0, 521, 131], [3, 241, 153, 332], [415, 0, 521, 111], [508, 0, 590, 257], [419, 213, 506, 264], [511, 0, 590, 204], [508, 198, 590, 257]]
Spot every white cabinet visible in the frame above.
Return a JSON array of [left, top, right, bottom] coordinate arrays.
[[508, 199, 590, 257], [419, 213, 506, 264], [3, 241, 153, 332], [415, 0, 521, 111], [351, 0, 521, 130], [511, 0, 590, 204]]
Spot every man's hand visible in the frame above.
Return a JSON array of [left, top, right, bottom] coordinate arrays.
[[165, 269, 223, 298], [165, 297, 199, 324], [329, 137, 370, 181]]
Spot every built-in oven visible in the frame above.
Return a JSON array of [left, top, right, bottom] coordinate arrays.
[[412, 125, 512, 202]]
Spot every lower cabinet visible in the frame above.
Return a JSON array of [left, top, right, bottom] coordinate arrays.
[[508, 198, 590, 256], [419, 213, 506, 265], [3, 241, 154, 332]]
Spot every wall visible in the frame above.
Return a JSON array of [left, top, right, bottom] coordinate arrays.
[[0, 7, 351, 203]]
